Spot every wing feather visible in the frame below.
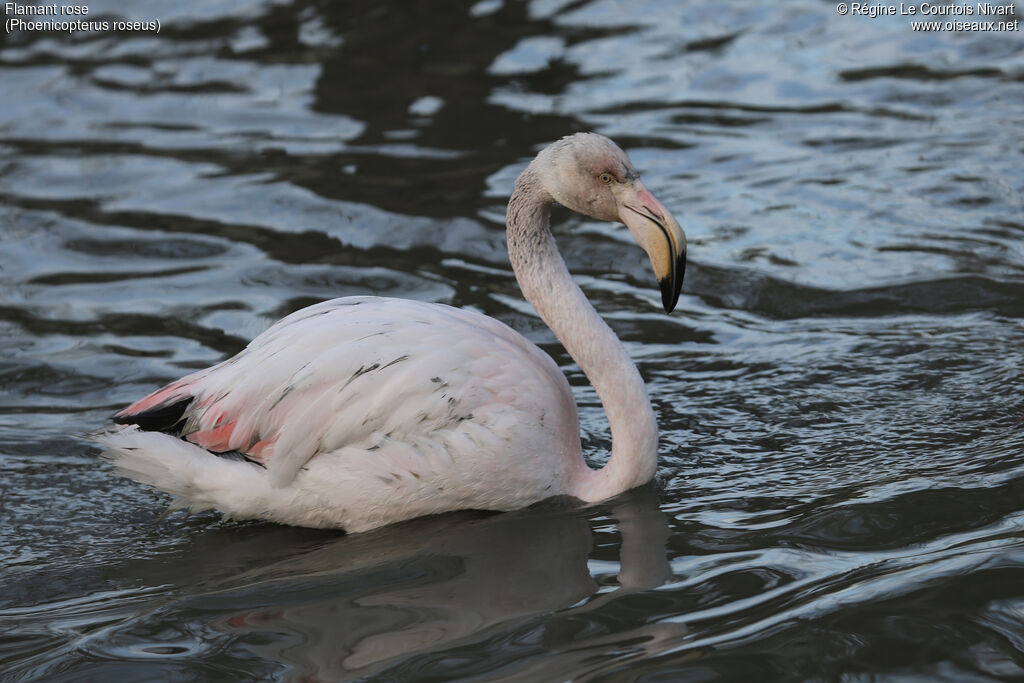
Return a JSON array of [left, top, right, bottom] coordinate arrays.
[[115, 296, 572, 488]]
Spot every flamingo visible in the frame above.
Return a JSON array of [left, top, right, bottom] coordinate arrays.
[[93, 133, 687, 532]]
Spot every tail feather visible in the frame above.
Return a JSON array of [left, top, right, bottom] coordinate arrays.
[[90, 426, 271, 519], [113, 395, 193, 434]]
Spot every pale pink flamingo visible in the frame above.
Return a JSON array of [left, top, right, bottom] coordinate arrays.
[[93, 133, 686, 532]]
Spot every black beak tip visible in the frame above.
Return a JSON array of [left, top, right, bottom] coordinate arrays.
[[659, 277, 680, 314], [659, 252, 686, 314]]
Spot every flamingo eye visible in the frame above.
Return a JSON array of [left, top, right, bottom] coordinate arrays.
[[599, 172, 614, 184]]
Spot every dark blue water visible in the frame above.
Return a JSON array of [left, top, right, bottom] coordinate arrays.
[[3, 1, 1024, 680]]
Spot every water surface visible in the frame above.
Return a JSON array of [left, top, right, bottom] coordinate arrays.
[[2, 0, 1024, 680]]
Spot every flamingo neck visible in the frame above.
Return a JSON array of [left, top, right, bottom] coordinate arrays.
[[506, 166, 658, 502]]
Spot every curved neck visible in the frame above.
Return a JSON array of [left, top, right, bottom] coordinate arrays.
[[506, 166, 658, 502]]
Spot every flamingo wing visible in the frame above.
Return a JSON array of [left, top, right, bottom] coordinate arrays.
[[114, 296, 574, 488]]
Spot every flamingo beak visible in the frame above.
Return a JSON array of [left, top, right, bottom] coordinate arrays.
[[616, 183, 687, 313]]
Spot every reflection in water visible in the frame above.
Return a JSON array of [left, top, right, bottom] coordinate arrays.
[[2, 493, 678, 681], [248, 0, 589, 219], [200, 491, 673, 680]]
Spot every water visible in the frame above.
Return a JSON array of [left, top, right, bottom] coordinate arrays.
[[2, 0, 1024, 680]]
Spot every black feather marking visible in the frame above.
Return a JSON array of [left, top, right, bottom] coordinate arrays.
[[213, 450, 267, 468], [353, 362, 381, 379], [114, 396, 192, 434], [381, 355, 410, 370], [341, 362, 381, 392], [269, 384, 295, 411]]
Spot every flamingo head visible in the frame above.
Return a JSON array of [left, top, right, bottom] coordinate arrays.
[[532, 132, 687, 313]]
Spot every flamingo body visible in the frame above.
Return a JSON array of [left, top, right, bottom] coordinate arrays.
[[94, 133, 687, 532], [104, 297, 582, 531]]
